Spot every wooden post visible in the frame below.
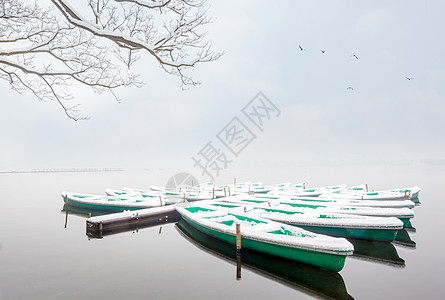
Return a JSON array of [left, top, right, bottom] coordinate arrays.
[[236, 250, 242, 280], [365, 183, 368, 193], [224, 187, 227, 198], [267, 201, 271, 207], [159, 195, 163, 206], [234, 177, 236, 187], [64, 195, 69, 228], [303, 182, 306, 189], [408, 190, 412, 200], [404, 190, 407, 200], [212, 187, 215, 200], [183, 193, 186, 202], [243, 206, 246, 213], [228, 186, 231, 196], [236, 223, 241, 252]]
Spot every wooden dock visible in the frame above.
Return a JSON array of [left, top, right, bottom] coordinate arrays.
[[86, 206, 180, 238]]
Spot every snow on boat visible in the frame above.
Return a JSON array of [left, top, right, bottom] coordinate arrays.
[[61, 191, 169, 212], [343, 185, 421, 200], [250, 194, 416, 209], [105, 188, 140, 197], [268, 184, 348, 197], [319, 190, 409, 201], [176, 202, 353, 272], [122, 187, 182, 197], [222, 196, 414, 228], [208, 202, 403, 242]]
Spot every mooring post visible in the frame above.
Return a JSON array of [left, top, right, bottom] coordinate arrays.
[[159, 195, 163, 206], [408, 190, 412, 200], [212, 187, 215, 200], [224, 187, 227, 198], [365, 183, 368, 192], [234, 176, 236, 187], [183, 193, 186, 203], [236, 222, 242, 279], [303, 182, 306, 189], [99, 222, 103, 232], [404, 190, 407, 200], [228, 186, 231, 196], [64, 195, 69, 228], [236, 223, 241, 252]]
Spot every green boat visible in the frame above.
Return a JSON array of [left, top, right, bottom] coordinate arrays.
[[209, 202, 403, 242], [175, 203, 353, 272], [251, 194, 416, 209], [61, 191, 169, 213], [176, 219, 353, 300], [222, 196, 414, 228]]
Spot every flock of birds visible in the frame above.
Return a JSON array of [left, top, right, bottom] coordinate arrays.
[[297, 45, 413, 91]]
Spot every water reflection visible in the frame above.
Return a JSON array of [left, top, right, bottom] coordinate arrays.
[[176, 219, 353, 300], [348, 238, 405, 267], [393, 229, 416, 248]]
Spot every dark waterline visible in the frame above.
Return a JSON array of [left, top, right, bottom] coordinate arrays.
[[0, 167, 443, 299]]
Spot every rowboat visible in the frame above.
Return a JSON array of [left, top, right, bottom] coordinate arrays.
[[123, 187, 182, 197], [268, 184, 348, 197], [344, 185, 421, 200], [125, 187, 222, 201], [61, 191, 168, 212], [319, 190, 409, 201], [176, 202, 353, 272], [222, 196, 414, 228], [176, 219, 353, 299], [249, 194, 416, 209], [208, 202, 403, 242], [105, 188, 140, 197]]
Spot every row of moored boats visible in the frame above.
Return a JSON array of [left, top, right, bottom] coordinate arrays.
[[61, 182, 420, 272]]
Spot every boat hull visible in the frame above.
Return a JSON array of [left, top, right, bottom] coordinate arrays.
[[180, 214, 349, 272], [295, 225, 398, 242]]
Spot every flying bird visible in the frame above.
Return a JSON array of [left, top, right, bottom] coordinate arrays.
[[405, 76, 414, 80], [298, 45, 306, 51], [320, 50, 326, 53], [351, 54, 359, 59]]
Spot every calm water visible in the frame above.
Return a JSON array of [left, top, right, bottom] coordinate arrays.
[[0, 165, 443, 299]]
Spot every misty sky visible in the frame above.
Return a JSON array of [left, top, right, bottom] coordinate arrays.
[[1, 1, 444, 182]]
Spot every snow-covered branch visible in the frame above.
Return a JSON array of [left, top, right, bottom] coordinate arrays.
[[0, 0, 221, 120]]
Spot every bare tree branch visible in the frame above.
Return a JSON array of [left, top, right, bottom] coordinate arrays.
[[0, 0, 221, 120]]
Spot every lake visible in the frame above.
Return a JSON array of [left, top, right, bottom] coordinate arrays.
[[0, 164, 443, 299]]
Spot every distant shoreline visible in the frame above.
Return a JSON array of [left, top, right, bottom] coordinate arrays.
[[0, 168, 124, 174]]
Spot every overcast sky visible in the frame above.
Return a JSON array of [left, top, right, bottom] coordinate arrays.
[[1, 1, 444, 182]]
